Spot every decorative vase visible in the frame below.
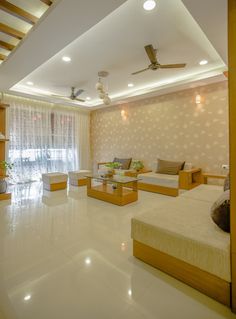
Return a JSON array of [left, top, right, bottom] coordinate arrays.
[[0, 179, 7, 194]]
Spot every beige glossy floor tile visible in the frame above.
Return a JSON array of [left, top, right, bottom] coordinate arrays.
[[0, 182, 235, 319]]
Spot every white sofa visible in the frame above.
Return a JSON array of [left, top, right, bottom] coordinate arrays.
[[138, 167, 202, 196], [131, 184, 231, 306], [138, 172, 179, 196]]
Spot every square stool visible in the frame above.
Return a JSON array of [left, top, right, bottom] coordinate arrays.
[[68, 170, 91, 186], [42, 172, 68, 191]]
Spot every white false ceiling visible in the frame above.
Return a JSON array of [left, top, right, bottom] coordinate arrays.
[[1, 0, 227, 109]]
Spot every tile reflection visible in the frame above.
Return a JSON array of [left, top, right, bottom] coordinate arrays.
[[42, 189, 68, 207]]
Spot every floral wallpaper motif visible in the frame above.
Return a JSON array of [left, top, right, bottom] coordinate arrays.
[[91, 81, 229, 174]]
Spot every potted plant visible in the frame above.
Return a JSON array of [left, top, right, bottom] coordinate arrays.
[[98, 162, 122, 178], [131, 160, 144, 172], [0, 161, 13, 194]]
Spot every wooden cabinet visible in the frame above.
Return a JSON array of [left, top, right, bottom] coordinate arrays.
[[0, 103, 11, 200]]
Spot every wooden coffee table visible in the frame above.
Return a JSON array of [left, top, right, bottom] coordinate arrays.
[[86, 175, 139, 206]]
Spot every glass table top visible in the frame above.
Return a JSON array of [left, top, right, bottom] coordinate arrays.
[[85, 174, 140, 184]]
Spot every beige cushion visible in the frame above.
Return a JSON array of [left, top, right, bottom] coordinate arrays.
[[68, 170, 91, 180], [131, 197, 231, 282], [156, 159, 185, 175], [42, 172, 68, 184]]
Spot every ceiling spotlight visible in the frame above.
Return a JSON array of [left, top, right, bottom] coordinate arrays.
[[143, 0, 156, 11], [62, 56, 71, 62], [24, 294, 31, 301], [199, 60, 208, 65], [128, 83, 134, 87], [27, 81, 34, 86], [86, 97, 91, 100], [85, 258, 91, 265]]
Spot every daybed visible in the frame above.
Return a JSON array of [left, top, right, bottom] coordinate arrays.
[[131, 184, 231, 306]]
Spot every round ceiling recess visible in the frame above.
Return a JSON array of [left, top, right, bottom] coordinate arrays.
[[98, 71, 109, 78]]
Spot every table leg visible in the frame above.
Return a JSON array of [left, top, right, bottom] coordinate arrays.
[[132, 181, 138, 192], [117, 183, 123, 197]]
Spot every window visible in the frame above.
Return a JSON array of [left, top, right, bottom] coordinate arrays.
[[8, 101, 79, 183]]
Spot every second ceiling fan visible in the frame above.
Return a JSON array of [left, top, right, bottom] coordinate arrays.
[[132, 44, 186, 75], [51, 87, 85, 102]]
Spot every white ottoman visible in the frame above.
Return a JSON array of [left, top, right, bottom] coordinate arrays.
[[42, 172, 68, 191], [68, 170, 91, 186]]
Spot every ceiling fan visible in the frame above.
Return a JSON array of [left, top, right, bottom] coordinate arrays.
[[132, 44, 186, 75], [51, 87, 85, 102]]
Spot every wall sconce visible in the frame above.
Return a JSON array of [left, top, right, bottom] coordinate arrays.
[[121, 109, 128, 120], [195, 94, 202, 105]]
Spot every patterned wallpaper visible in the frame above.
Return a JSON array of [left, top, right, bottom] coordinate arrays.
[[91, 81, 229, 174]]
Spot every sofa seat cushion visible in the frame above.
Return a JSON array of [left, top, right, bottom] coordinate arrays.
[[42, 172, 68, 184], [138, 172, 179, 189], [181, 184, 223, 203], [131, 197, 230, 282]]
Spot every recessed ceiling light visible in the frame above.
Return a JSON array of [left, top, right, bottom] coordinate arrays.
[[199, 60, 208, 65], [62, 56, 71, 62], [85, 258, 91, 265], [24, 294, 31, 301], [27, 81, 34, 86], [143, 0, 156, 11], [86, 97, 91, 100], [128, 83, 134, 87]]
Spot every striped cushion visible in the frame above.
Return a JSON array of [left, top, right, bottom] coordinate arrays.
[[156, 159, 185, 175]]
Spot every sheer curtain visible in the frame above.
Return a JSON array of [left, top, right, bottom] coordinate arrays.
[[4, 95, 90, 184]]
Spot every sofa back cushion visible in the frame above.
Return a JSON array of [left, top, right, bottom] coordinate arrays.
[[113, 157, 132, 170], [156, 159, 185, 175], [211, 190, 230, 233]]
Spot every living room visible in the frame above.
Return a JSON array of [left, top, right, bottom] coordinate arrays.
[[0, 1, 235, 319]]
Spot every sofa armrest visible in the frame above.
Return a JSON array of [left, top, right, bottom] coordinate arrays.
[[125, 169, 152, 177], [179, 168, 202, 190], [97, 162, 111, 169]]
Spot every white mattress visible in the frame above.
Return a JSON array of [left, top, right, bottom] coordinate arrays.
[[138, 172, 179, 188], [131, 197, 231, 282], [180, 184, 224, 203]]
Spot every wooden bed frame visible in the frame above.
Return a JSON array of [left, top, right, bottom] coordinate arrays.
[[133, 240, 231, 306], [133, 175, 232, 307]]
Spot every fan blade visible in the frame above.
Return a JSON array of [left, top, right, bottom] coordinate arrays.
[[132, 67, 150, 75], [75, 98, 85, 102], [159, 63, 186, 69], [75, 89, 84, 97], [145, 45, 157, 64], [51, 94, 70, 99]]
